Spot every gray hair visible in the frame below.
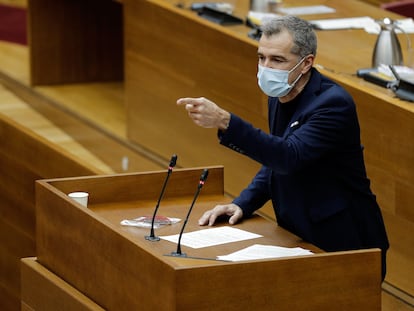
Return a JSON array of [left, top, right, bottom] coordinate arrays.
[[260, 15, 317, 58]]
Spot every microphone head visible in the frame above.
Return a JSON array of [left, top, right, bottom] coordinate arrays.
[[169, 154, 178, 168], [200, 169, 209, 182]]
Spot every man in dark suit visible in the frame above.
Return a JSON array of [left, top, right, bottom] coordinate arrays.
[[177, 15, 389, 280]]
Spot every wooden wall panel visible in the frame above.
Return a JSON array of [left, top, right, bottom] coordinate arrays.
[[28, 0, 123, 85], [125, 0, 264, 198], [0, 286, 19, 311]]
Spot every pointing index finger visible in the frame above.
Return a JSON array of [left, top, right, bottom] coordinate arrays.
[[177, 97, 196, 106]]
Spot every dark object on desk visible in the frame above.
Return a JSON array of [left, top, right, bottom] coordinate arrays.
[[248, 28, 262, 40], [356, 68, 377, 78], [246, 16, 262, 40], [393, 78, 414, 102], [389, 64, 414, 102], [191, 2, 232, 13], [357, 68, 395, 88], [197, 7, 243, 25]]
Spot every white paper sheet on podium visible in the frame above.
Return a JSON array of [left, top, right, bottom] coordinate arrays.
[[160, 226, 262, 249], [217, 244, 313, 261]]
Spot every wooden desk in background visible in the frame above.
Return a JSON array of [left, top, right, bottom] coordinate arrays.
[[27, 0, 414, 303]]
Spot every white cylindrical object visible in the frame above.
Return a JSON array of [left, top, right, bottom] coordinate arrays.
[[68, 192, 89, 207], [250, 0, 268, 12]]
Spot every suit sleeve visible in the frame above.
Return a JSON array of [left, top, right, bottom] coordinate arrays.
[[232, 165, 271, 217], [219, 88, 358, 175]]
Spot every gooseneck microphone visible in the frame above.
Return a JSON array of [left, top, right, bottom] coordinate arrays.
[[145, 154, 178, 241], [171, 168, 209, 257]]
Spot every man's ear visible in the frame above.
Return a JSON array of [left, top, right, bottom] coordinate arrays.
[[302, 55, 315, 73]]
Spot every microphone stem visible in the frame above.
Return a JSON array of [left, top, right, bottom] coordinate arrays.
[[147, 168, 172, 240], [175, 185, 202, 255]]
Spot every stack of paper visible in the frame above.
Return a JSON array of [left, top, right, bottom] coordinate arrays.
[[309, 16, 414, 34], [309, 16, 376, 30]]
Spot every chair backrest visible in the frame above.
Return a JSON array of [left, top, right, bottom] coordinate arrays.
[[381, 0, 414, 18]]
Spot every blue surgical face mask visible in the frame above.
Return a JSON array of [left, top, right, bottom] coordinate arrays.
[[257, 57, 305, 97]]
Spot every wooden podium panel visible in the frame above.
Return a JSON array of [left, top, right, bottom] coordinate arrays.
[[21, 257, 104, 311], [35, 166, 382, 310]]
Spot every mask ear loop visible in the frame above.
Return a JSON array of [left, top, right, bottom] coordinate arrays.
[[289, 56, 307, 73], [288, 56, 307, 87], [289, 72, 303, 87]]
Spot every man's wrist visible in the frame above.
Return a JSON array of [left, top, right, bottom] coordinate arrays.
[[218, 111, 231, 131]]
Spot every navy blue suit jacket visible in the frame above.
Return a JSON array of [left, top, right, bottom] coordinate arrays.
[[219, 68, 389, 270]]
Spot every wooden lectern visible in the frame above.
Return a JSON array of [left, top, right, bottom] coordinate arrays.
[[23, 166, 382, 310]]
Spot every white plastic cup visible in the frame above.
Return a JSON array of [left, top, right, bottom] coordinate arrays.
[[68, 192, 89, 207]]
